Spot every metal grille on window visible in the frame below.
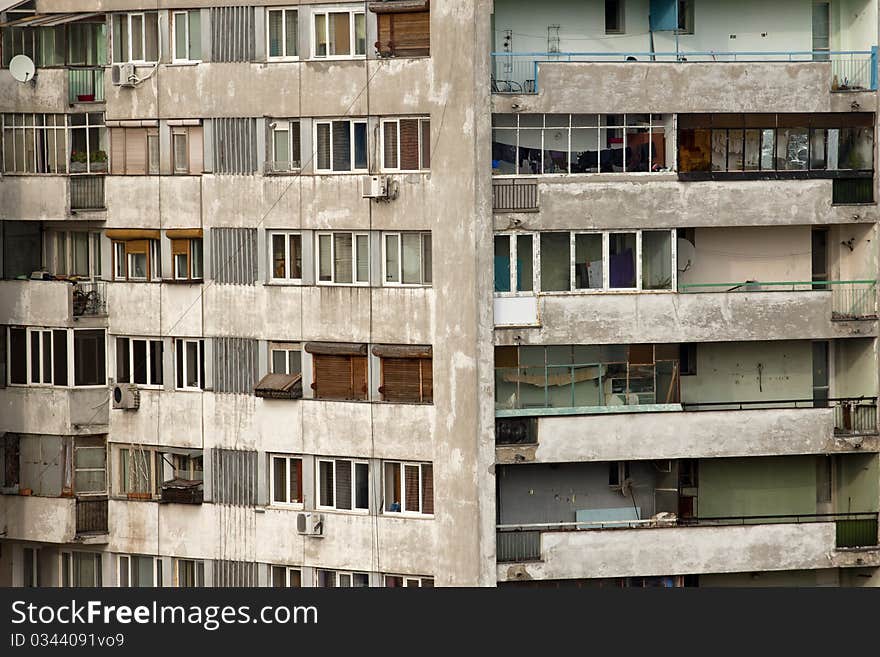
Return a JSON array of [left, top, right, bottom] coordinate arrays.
[[210, 6, 255, 62], [212, 560, 258, 587], [212, 117, 258, 174], [210, 227, 257, 285], [211, 448, 258, 506], [213, 337, 258, 394]]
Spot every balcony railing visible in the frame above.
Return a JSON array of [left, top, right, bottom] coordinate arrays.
[[677, 280, 877, 321], [69, 175, 105, 210], [493, 180, 538, 212], [491, 49, 878, 94], [72, 280, 107, 317], [75, 497, 108, 535], [497, 512, 879, 561], [68, 67, 105, 104]]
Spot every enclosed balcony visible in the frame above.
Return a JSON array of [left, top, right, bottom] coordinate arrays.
[[490, 0, 878, 96]]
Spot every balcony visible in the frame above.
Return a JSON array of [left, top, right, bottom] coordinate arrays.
[[0, 495, 76, 543], [68, 67, 105, 104], [75, 497, 108, 541], [70, 175, 105, 211], [72, 280, 108, 318]]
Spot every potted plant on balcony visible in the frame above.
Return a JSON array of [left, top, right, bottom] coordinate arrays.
[[70, 150, 88, 173], [90, 149, 108, 172]]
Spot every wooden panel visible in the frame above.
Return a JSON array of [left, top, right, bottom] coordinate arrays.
[[381, 357, 422, 402], [378, 11, 429, 57], [351, 355, 368, 401], [125, 128, 147, 175], [421, 357, 433, 403], [313, 354, 354, 400]]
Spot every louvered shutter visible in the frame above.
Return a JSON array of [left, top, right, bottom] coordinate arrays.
[[404, 464, 420, 512], [292, 459, 302, 502], [335, 460, 352, 510], [400, 119, 420, 170], [421, 119, 431, 169], [420, 357, 433, 402], [110, 128, 125, 174], [421, 464, 433, 514], [351, 355, 368, 400], [392, 12, 430, 57], [383, 122, 398, 169], [313, 354, 353, 399], [125, 128, 147, 174], [331, 121, 351, 171], [381, 357, 422, 402]]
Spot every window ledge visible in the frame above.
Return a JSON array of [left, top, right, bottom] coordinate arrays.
[[167, 61, 201, 67], [162, 278, 204, 285], [265, 280, 304, 286]]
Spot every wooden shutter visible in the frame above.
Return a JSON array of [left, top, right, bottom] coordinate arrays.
[[420, 357, 433, 402], [404, 464, 420, 512], [291, 459, 302, 502], [110, 128, 125, 174], [400, 119, 420, 170], [351, 355, 368, 400], [188, 126, 204, 174], [313, 354, 354, 399], [392, 12, 430, 56], [420, 119, 430, 169], [421, 464, 433, 514], [381, 357, 421, 402], [125, 128, 147, 175]]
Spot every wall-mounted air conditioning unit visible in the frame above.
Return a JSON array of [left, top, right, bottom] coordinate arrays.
[[110, 63, 136, 87], [112, 383, 140, 410], [296, 512, 324, 537], [362, 175, 396, 200]]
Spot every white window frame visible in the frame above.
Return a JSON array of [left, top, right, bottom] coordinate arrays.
[[117, 446, 159, 498], [113, 242, 126, 279], [382, 232, 431, 287], [73, 436, 107, 497], [172, 10, 201, 64], [173, 558, 205, 587], [266, 7, 299, 61], [383, 461, 433, 516], [380, 117, 430, 172], [271, 565, 302, 587], [172, 238, 203, 281], [268, 231, 303, 283], [1, 113, 69, 174], [316, 458, 370, 513], [268, 119, 301, 172], [5, 328, 105, 389], [269, 454, 304, 508], [60, 551, 102, 587], [117, 554, 162, 587], [315, 231, 370, 286], [313, 119, 368, 173], [269, 342, 302, 375], [311, 7, 366, 60], [315, 569, 369, 587], [175, 338, 204, 391], [384, 574, 433, 587], [116, 336, 164, 388], [114, 12, 160, 64], [45, 230, 102, 279]]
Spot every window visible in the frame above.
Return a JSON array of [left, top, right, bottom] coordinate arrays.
[[172, 238, 204, 280], [169, 125, 204, 175], [111, 239, 161, 281], [605, 0, 624, 34], [491, 114, 669, 175], [23, 547, 39, 587], [1, 113, 68, 174], [381, 118, 430, 171], [270, 232, 303, 281], [73, 329, 106, 386], [267, 8, 298, 60], [0, 434, 20, 491], [270, 343, 301, 375], [118, 447, 160, 498], [383, 232, 431, 286], [268, 120, 301, 172], [61, 551, 102, 587], [312, 9, 366, 58], [376, 348, 433, 403], [317, 458, 369, 511], [67, 20, 107, 67], [307, 344, 369, 400], [118, 555, 162, 587], [384, 575, 434, 587], [110, 127, 159, 175], [271, 566, 302, 587], [314, 119, 368, 172], [270, 455, 303, 506], [315, 570, 369, 587], [175, 338, 205, 390], [45, 230, 102, 279], [8, 328, 68, 386], [116, 337, 164, 386], [174, 559, 205, 587], [74, 436, 106, 495], [172, 10, 201, 62], [112, 12, 160, 63], [68, 113, 108, 173], [383, 462, 433, 515], [677, 0, 694, 34], [316, 232, 370, 285], [374, 6, 430, 57]]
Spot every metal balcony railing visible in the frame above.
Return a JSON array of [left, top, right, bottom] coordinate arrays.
[[69, 175, 105, 210], [68, 67, 105, 104], [493, 180, 538, 212], [75, 497, 108, 535], [72, 280, 107, 317], [491, 49, 878, 94], [497, 530, 542, 563]]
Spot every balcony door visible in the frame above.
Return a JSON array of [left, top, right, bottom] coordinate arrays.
[[812, 2, 831, 61]]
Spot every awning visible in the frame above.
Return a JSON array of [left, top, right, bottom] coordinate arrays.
[[106, 228, 161, 241], [165, 228, 203, 239], [369, 0, 429, 13], [0, 1, 31, 15], [254, 373, 303, 400], [0, 12, 102, 28], [371, 344, 432, 359], [304, 342, 367, 356]]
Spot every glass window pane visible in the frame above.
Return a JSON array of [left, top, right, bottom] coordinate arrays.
[[318, 234, 332, 281], [145, 14, 159, 61], [149, 340, 163, 385], [609, 232, 636, 288], [316, 123, 330, 170], [314, 14, 327, 56], [330, 12, 350, 56], [355, 462, 369, 509], [517, 234, 533, 292], [268, 10, 283, 57], [285, 10, 297, 57], [185, 342, 198, 387], [333, 233, 353, 283], [272, 457, 286, 503], [188, 11, 201, 60], [642, 231, 672, 290], [273, 128, 289, 165], [356, 234, 369, 282], [174, 13, 186, 59], [271, 350, 287, 374], [777, 127, 809, 170], [289, 235, 301, 278], [539, 233, 570, 292], [353, 122, 367, 170], [131, 15, 143, 60], [132, 339, 147, 384], [401, 234, 421, 284], [272, 234, 286, 278], [385, 234, 400, 282], [494, 235, 510, 292], [354, 13, 366, 55]]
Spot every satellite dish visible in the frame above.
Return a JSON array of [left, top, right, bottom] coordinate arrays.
[[9, 55, 35, 83], [677, 238, 696, 273]]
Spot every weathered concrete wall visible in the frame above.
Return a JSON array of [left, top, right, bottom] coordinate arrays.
[[106, 282, 202, 336], [0, 69, 69, 114], [0, 281, 71, 327], [498, 522, 846, 580], [104, 177, 201, 229], [0, 388, 108, 435], [499, 407, 872, 465], [0, 495, 76, 544], [0, 177, 69, 221], [493, 291, 877, 344]]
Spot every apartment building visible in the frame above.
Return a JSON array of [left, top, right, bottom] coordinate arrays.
[[0, 0, 879, 589]]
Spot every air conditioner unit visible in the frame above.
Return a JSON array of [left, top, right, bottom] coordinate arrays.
[[362, 174, 390, 199], [111, 63, 136, 87], [296, 512, 324, 537], [111, 383, 140, 410]]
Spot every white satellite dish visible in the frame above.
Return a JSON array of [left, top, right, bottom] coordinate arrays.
[[677, 238, 696, 273], [9, 55, 35, 83]]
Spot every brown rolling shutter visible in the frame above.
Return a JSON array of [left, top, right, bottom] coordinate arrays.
[[404, 464, 420, 511], [335, 460, 352, 510], [420, 357, 432, 403], [166, 228, 203, 239], [188, 126, 204, 174], [305, 342, 367, 357], [399, 119, 420, 170], [376, 11, 430, 57], [421, 119, 430, 169], [292, 459, 302, 502], [381, 357, 421, 402], [312, 354, 354, 399], [106, 229, 161, 240], [351, 355, 368, 400], [421, 464, 433, 514], [125, 128, 147, 174], [110, 128, 125, 174], [383, 122, 398, 169]]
